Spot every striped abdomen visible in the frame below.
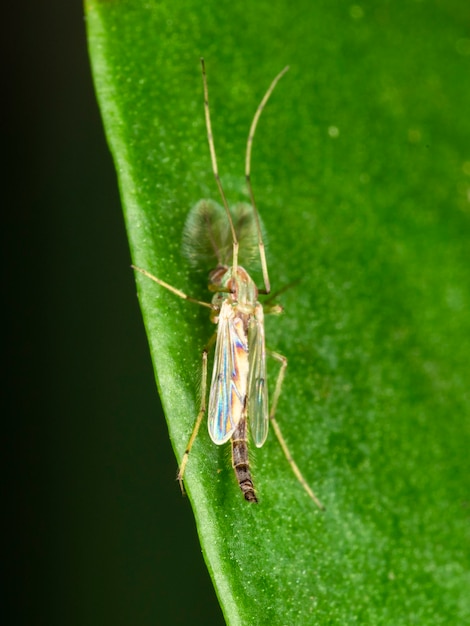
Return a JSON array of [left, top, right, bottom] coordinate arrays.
[[231, 416, 258, 503]]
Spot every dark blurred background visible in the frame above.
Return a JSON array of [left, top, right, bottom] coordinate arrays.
[[4, 3, 223, 624]]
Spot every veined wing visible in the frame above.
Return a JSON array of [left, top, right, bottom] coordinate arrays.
[[208, 301, 249, 444], [248, 303, 269, 447]]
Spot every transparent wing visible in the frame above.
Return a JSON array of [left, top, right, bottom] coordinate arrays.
[[248, 304, 269, 447], [208, 301, 249, 444]]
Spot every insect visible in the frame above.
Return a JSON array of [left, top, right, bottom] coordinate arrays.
[[133, 59, 324, 508]]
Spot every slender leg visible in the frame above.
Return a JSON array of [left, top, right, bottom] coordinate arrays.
[[268, 350, 288, 421], [268, 350, 325, 510], [132, 265, 215, 310], [177, 332, 216, 493]]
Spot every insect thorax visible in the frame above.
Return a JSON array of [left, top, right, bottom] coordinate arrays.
[[209, 265, 259, 319]]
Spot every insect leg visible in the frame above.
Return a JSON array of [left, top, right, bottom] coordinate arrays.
[[177, 332, 217, 494], [267, 350, 287, 421], [132, 265, 215, 310], [267, 350, 325, 510]]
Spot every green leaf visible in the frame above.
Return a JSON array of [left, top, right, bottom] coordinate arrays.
[[85, 1, 470, 624]]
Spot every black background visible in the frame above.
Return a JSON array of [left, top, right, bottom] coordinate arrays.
[[4, 3, 223, 624]]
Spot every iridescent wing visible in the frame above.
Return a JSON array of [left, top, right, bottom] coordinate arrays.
[[248, 303, 269, 447], [208, 301, 249, 444]]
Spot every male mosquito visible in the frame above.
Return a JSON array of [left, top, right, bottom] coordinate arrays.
[[133, 58, 323, 508]]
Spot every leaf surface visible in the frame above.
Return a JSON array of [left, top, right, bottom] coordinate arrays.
[[86, 1, 470, 623]]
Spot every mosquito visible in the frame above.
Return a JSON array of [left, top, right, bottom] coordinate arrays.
[[132, 58, 324, 508]]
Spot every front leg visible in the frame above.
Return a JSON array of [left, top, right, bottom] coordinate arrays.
[[132, 265, 215, 310], [177, 332, 217, 494]]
